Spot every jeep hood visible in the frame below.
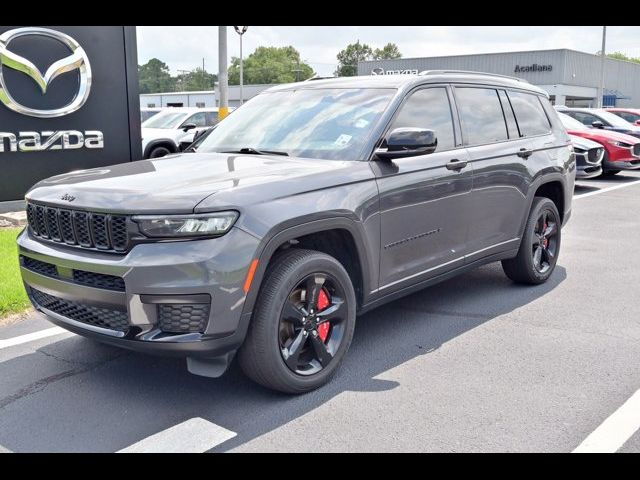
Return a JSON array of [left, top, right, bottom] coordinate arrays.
[[26, 153, 374, 214]]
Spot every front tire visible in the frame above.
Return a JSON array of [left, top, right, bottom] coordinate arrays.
[[502, 197, 561, 285], [149, 146, 171, 158], [238, 249, 357, 394]]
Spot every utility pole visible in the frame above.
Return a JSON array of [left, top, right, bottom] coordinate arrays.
[[234, 26, 248, 105], [598, 26, 607, 108], [218, 26, 229, 120]]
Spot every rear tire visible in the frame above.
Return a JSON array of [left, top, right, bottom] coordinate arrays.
[[502, 197, 561, 285], [238, 249, 356, 394]]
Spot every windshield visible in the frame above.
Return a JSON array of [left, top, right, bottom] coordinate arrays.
[[196, 88, 395, 160], [593, 109, 637, 128], [558, 112, 588, 131], [142, 111, 187, 129]]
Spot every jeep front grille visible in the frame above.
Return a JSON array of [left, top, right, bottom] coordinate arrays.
[[26, 203, 129, 253]]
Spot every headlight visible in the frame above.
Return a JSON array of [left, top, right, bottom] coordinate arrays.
[[133, 212, 239, 238], [573, 147, 586, 154], [609, 140, 632, 148]]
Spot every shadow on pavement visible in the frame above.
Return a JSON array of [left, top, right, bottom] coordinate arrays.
[[0, 262, 566, 452]]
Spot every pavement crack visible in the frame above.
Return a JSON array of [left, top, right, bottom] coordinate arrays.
[[37, 349, 86, 367], [0, 368, 89, 410]]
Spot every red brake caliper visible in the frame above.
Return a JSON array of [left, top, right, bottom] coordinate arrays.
[[316, 288, 331, 342]]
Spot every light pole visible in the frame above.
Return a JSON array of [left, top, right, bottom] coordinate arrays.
[[218, 26, 229, 121], [234, 26, 248, 105], [598, 26, 607, 108]]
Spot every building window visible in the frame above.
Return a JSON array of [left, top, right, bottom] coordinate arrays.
[[195, 102, 205, 108], [147, 103, 156, 108]]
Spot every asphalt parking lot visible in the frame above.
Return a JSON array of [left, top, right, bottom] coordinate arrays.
[[1, 171, 640, 453]]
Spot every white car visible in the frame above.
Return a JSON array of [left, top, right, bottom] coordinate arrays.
[[141, 108, 220, 159]]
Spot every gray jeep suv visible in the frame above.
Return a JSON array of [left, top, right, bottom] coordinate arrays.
[[17, 72, 575, 393]]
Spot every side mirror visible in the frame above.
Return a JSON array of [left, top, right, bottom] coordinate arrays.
[[591, 121, 605, 129], [375, 128, 437, 160], [182, 123, 197, 132]]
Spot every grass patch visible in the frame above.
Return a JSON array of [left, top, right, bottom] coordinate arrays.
[[0, 228, 30, 317]]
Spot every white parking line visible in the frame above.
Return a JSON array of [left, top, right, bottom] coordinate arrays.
[[0, 327, 71, 350], [117, 417, 237, 453], [573, 389, 640, 453], [574, 179, 640, 199]]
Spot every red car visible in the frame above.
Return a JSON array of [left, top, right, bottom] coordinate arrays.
[[558, 112, 640, 175], [606, 108, 640, 126]]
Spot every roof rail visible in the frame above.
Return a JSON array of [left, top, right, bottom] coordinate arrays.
[[303, 74, 336, 82], [418, 70, 529, 83]]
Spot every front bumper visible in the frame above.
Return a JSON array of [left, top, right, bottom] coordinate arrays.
[[604, 159, 640, 171], [18, 227, 259, 358], [576, 165, 603, 179]]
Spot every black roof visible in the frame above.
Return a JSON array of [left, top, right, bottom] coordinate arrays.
[[265, 72, 549, 97]]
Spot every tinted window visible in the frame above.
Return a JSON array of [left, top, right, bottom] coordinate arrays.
[[184, 112, 207, 127], [612, 111, 640, 123], [498, 90, 519, 139], [205, 112, 219, 126], [197, 88, 395, 161], [455, 87, 508, 145], [390, 88, 455, 151], [566, 111, 603, 126], [508, 91, 551, 136]]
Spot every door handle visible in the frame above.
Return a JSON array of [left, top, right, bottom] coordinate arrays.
[[445, 159, 468, 171], [517, 148, 533, 159]]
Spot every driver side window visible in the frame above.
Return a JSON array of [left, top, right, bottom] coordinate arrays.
[[183, 112, 207, 127], [389, 87, 455, 152]]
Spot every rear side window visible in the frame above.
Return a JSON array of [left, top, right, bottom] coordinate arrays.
[[455, 87, 508, 145], [390, 87, 455, 151], [508, 91, 551, 136]]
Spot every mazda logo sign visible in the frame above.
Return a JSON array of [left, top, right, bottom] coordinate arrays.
[[0, 27, 92, 118]]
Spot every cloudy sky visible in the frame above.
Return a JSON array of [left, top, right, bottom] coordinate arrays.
[[136, 26, 640, 76]]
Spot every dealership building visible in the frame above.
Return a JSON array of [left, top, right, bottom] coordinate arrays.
[[358, 49, 640, 107], [140, 84, 273, 109]]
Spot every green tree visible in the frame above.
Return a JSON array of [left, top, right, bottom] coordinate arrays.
[[175, 68, 217, 91], [602, 51, 640, 64], [228, 46, 314, 85], [138, 58, 175, 93], [335, 41, 373, 77], [373, 43, 402, 60]]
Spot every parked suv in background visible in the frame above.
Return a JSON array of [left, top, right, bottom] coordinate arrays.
[[557, 111, 640, 175], [18, 72, 574, 393], [141, 107, 220, 159], [559, 107, 640, 139]]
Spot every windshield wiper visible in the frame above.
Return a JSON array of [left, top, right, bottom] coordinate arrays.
[[222, 147, 289, 156]]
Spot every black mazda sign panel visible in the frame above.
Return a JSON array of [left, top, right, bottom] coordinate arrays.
[[0, 26, 141, 202]]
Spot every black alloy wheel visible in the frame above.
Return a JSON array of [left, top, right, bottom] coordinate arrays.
[[531, 209, 559, 275], [238, 249, 356, 394], [279, 273, 348, 376], [502, 196, 561, 285]]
